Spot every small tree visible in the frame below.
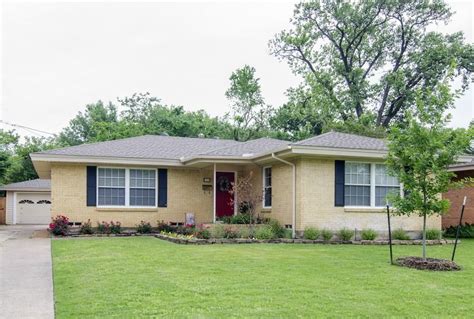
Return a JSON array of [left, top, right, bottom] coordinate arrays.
[[386, 88, 472, 259], [229, 171, 263, 228]]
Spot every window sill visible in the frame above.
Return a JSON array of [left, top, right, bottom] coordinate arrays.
[[261, 208, 272, 213], [96, 207, 159, 212], [344, 207, 386, 213]]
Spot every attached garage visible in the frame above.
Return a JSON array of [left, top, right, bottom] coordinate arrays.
[[0, 179, 51, 225]]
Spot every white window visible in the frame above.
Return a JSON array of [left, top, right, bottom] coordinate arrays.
[[130, 169, 156, 206], [344, 162, 400, 207], [344, 163, 371, 206], [375, 164, 400, 207], [97, 168, 157, 207], [98, 168, 126, 206], [263, 166, 272, 208]]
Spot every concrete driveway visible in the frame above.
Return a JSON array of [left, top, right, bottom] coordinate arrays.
[[0, 225, 54, 319]]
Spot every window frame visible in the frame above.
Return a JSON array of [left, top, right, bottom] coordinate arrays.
[[262, 166, 272, 209], [344, 162, 402, 209], [96, 167, 158, 208]]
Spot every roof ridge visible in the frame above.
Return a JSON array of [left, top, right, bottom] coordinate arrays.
[[36, 134, 240, 155], [199, 138, 253, 155], [292, 131, 336, 145], [294, 131, 384, 145]]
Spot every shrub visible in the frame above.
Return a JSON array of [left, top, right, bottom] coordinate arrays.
[[303, 227, 320, 240], [238, 226, 254, 239], [283, 228, 293, 239], [425, 228, 441, 240], [230, 213, 251, 224], [219, 216, 232, 224], [176, 225, 195, 236], [137, 221, 152, 234], [268, 219, 286, 238], [321, 229, 333, 241], [361, 229, 377, 240], [97, 221, 111, 234], [392, 228, 410, 240], [49, 215, 69, 236], [156, 220, 175, 232], [194, 227, 211, 239], [223, 226, 239, 239], [255, 226, 274, 240], [79, 219, 94, 235], [338, 228, 354, 241], [110, 221, 121, 234], [444, 223, 474, 238], [210, 224, 225, 238]]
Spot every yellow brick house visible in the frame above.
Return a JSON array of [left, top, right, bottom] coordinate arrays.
[[14, 132, 448, 236]]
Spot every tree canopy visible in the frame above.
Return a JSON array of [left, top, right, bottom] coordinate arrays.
[[270, 0, 473, 136]]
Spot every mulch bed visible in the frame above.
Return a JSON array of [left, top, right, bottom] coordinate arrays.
[[396, 256, 461, 271], [155, 233, 456, 246]]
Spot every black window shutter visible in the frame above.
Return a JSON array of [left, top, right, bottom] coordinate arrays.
[[86, 166, 97, 206], [158, 169, 168, 207], [334, 160, 345, 207]]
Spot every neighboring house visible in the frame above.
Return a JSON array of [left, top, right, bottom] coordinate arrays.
[[3, 131, 471, 235], [0, 179, 51, 224], [442, 161, 474, 228]]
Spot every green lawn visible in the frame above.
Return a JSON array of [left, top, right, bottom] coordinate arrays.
[[52, 238, 474, 318]]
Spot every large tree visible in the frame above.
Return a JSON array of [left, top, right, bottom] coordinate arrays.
[[225, 66, 272, 141], [270, 0, 473, 133]]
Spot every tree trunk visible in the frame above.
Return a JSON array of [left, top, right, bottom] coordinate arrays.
[[422, 213, 427, 260]]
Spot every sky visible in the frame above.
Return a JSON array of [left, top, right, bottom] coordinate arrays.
[[1, 0, 473, 138]]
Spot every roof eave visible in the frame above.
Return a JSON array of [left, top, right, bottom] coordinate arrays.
[[290, 145, 387, 158], [0, 188, 51, 192], [30, 153, 184, 166]]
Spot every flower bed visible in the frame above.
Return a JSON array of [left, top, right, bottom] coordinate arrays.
[[155, 233, 456, 245]]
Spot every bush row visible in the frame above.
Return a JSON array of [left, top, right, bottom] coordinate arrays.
[[443, 223, 474, 238], [302, 227, 442, 241], [49, 215, 444, 241]]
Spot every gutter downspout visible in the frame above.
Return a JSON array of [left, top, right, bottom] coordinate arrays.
[[272, 153, 296, 239], [213, 163, 217, 223]]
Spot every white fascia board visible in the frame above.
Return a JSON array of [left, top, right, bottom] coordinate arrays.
[[457, 155, 474, 163], [182, 157, 253, 166], [30, 153, 183, 167], [290, 146, 387, 159], [448, 165, 474, 172], [0, 188, 50, 192], [181, 145, 292, 164]]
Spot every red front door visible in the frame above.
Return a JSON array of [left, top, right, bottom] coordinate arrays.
[[216, 172, 235, 218]]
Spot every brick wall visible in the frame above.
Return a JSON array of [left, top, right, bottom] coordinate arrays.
[[51, 162, 266, 227], [50, 159, 443, 232], [442, 187, 474, 228], [51, 163, 215, 227], [296, 158, 440, 232]]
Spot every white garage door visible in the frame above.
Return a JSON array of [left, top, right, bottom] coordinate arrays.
[[16, 193, 51, 224]]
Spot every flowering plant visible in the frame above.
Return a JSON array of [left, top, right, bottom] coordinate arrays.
[[97, 221, 111, 234], [49, 215, 70, 236]]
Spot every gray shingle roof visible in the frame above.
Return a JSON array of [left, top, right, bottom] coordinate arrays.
[[36, 135, 240, 160], [33, 132, 388, 162], [0, 179, 51, 191], [200, 138, 289, 157], [293, 132, 387, 151]]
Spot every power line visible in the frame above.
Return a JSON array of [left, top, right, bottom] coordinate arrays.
[[0, 120, 56, 136]]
